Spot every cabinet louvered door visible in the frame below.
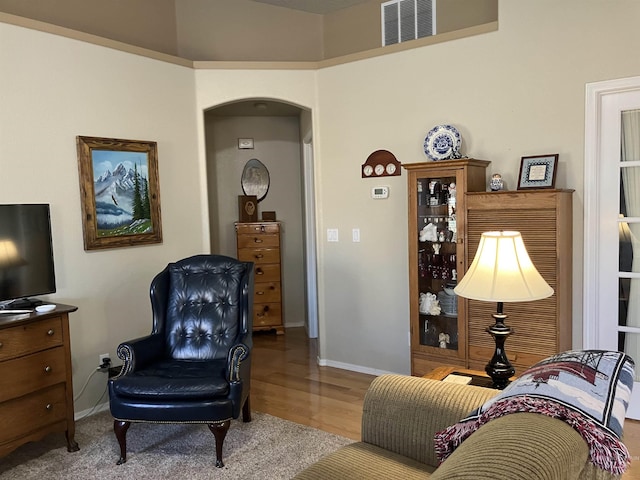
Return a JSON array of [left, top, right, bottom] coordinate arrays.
[[464, 190, 573, 373]]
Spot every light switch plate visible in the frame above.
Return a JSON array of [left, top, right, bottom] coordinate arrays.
[[327, 229, 339, 242]]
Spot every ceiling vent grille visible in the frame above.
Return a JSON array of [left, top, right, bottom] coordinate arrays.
[[382, 0, 436, 47]]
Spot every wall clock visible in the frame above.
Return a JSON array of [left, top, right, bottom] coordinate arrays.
[[361, 149, 402, 178]]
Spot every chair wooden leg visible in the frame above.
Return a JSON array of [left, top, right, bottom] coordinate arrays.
[[208, 420, 230, 468], [242, 395, 252, 423], [114, 420, 131, 465]]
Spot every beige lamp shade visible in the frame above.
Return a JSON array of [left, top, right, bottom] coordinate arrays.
[[454, 231, 553, 302]]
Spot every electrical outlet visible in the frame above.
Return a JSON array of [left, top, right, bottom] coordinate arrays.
[[99, 353, 110, 367]]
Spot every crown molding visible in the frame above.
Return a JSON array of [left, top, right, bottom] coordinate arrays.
[[1, 12, 497, 72]]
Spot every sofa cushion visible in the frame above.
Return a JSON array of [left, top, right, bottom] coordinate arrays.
[[431, 413, 589, 480], [293, 442, 436, 480], [111, 359, 229, 400]]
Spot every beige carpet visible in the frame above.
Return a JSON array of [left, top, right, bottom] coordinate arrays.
[[0, 410, 352, 479]]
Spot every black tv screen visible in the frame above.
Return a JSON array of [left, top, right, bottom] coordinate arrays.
[[0, 204, 56, 307]]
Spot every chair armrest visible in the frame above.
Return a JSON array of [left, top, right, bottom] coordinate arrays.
[[361, 374, 497, 468], [227, 343, 251, 383], [116, 334, 165, 375]]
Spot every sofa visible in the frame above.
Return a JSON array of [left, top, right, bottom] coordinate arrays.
[[294, 374, 622, 480]]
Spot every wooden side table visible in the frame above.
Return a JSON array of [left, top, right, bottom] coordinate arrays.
[[423, 366, 506, 389]]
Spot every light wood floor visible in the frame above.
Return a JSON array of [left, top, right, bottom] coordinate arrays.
[[252, 327, 640, 479]]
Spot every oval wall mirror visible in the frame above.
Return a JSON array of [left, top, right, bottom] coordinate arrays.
[[241, 158, 270, 202]]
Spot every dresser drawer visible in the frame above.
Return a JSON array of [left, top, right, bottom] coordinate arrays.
[[236, 223, 280, 235], [237, 248, 280, 265], [254, 303, 282, 327], [254, 263, 281, 283], [236, 233, 280, 249], [254, 282, 281, 304], [0, 347, 66, 403], [0, 384, 67, 446], [0, 317, 63, 361]]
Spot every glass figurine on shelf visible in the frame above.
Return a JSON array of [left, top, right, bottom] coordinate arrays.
[[448, 182, 457, 205]]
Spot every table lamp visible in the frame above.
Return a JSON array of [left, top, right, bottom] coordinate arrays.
[[454, 231, 553, 389]]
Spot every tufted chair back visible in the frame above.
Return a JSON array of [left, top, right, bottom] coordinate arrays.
[[163, 256, 248, 361], [108, 254, 254, 468]]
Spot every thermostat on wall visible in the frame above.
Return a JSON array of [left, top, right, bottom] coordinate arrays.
[[371, 186, 389, 199]]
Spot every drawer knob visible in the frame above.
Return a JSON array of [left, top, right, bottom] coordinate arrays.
[[256, 268, 264, 275], [47, 329, 55, 336], [256, 291, 265, 295], [0, 342, 3, 348], [46, 403, 53, 411], [255, 254, 264, 259], [44, 365, 52, 373], [254, 238, 263, 243]]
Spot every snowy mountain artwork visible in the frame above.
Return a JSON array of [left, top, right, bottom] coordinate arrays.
[[91, 149, 153, 236], [77, 136, 162, 250]]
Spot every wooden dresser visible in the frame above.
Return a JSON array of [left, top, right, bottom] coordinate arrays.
[[0, 303, 78, 457], [235, 222, 284, 334]]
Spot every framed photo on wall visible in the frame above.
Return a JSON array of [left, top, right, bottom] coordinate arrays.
[[517, 154, 558, 189], [76, 136, 162, 250]]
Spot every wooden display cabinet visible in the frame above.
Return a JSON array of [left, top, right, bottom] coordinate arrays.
[[464, 189, 573, 373], [403, 159, 490, 376]]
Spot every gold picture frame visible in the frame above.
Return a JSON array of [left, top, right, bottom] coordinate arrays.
[[76, 136, 162, 250]]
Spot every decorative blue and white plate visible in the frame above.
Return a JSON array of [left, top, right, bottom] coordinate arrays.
[[424, 125, 462, 161]]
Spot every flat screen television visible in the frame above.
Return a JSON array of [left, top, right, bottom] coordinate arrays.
[[0, 204, 56, 308]]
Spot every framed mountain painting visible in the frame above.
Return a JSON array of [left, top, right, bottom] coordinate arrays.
[[76, 136, 162, 250]]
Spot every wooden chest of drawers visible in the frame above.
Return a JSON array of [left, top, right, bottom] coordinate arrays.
[[0, 304, 78, 457], [235, 222, 284, 334]]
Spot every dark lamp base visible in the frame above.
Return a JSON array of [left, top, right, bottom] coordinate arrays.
[[485, 306, 515, 389], [485, 361, 515, 390]]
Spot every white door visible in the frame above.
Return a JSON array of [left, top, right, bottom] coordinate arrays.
[[585, 76, 640, 419]]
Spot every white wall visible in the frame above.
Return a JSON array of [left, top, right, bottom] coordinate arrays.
[[0, 22, 204, 413], [315, 0, 640, 373], [194, 0, 640, 375]]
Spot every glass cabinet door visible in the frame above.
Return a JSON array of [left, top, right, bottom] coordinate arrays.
[[415, 173, 460, 352]]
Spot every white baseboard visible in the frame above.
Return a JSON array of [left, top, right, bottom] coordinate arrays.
[[284, 321, 304, 328], [317, 358, 397, 377]]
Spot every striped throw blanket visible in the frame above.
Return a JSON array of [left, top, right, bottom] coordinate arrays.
[[434, 350, 635, 475]]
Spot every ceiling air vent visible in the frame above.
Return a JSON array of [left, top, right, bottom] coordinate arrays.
[[382, 0, 436, 47]]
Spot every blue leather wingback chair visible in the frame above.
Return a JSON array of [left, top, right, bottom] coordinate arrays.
[[108, 254, 254, 467]]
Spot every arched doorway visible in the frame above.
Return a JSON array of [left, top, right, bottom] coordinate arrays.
[[203, 99, 318, 338]]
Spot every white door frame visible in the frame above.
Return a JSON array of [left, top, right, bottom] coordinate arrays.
[[302, 137, 319, 338], [584, 75, 640, 346], [584, 75, 640, 419]]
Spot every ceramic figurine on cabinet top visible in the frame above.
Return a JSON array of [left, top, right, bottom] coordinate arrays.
[[490, 173, 504, 191]]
